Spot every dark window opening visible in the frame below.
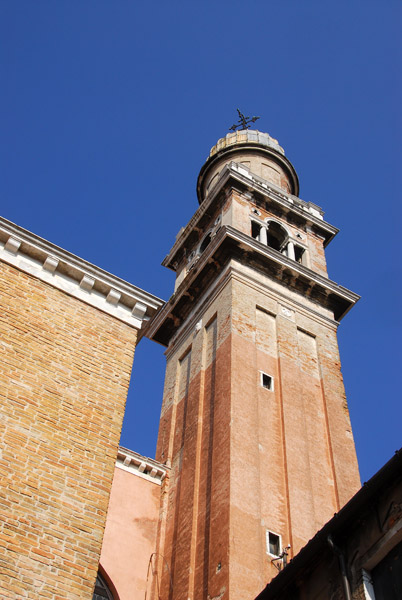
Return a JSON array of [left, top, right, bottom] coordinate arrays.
[[252, 221, 261, 241], [294, 245, 305, 264], [267, 221, 288, 252], [372, 540, 402, 600], [267, 531, 281, 556], [200, 233, 212, 253], [261, 373, 273, 391]]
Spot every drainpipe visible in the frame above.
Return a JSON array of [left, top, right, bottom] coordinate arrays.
[[327, 535, 352, 600]]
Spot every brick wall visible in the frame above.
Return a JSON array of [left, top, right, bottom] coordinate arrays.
[[155, 263, 360, 600], [0, 262, 137, 599]]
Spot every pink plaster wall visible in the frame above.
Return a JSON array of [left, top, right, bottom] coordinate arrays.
[[99, 466, 161, 599]]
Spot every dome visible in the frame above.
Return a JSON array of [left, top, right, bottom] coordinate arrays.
[[197, 129, 299, 203]]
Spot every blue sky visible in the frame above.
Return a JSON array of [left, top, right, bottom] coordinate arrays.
[[1, 1, 400, 483]]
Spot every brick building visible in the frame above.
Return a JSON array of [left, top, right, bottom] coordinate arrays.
[[0, 218, 162, 599], [1, 129, 400, 600]]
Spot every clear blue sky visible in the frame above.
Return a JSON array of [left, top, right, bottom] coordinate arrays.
[[1, 1, 400, 483]]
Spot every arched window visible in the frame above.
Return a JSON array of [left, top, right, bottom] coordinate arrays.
[[251, 218, 307, 265], [251, 219, 289, 253], [266, 220, 288, 252], [251, 221, 262, 241], [93, 572, 115, 600]]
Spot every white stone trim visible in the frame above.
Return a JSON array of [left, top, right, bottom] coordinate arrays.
[[164, 162, 337, 270], [225, 226, 359, 307], [43, 256, 59, 273], [80, 274, 95, 291], [149, 224, 358, 350], [5, 236, 21, 253], [106, 289, 121, 305], [266, 529, 282, 557], [0, 217, 164, 329], [159, 257, 342, 360], [115, 447, 167, 485]]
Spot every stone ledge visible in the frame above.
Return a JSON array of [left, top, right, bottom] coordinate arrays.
[[147, 224, 360, 346], [164, 162, 337, 272], [116, 447, 168, 484], [0, 216, 164, 329]]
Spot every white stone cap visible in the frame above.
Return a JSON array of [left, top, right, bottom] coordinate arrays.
[[209, 129, 285, 158], [116, 446, 168, 484], [229, 161, 325, 220], [0, 216, 164, 330]]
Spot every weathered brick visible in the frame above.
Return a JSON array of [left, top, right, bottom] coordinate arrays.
[[0, 262, 137, 599]]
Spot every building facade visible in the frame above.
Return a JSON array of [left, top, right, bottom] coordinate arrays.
[[2, 128, 388, 600], [0, 217, 162, 599]]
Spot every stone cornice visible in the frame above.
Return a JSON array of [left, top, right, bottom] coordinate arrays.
[[163, 162, 338, 271], [0, 216, 164, 329], [116, 447, 168, 484], [146, 224, 359, 346], [163, 261, 342, 361], [226, 226, 359, 309]]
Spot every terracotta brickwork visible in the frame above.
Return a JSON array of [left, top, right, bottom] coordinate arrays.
[[256, 452, 402, 600], [0, 261, 137, 599], [145, 130, 361, 600], [229, 272, 360, 598], [156, 269, 360, 600], [155, 285, 232, 600]]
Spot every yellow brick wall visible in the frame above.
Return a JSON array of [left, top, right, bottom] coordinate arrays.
[[0, 261, 137, 599]]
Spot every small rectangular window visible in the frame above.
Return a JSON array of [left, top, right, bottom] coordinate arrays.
[[260, 372, 273, 391], [266, 530, 281, 556]]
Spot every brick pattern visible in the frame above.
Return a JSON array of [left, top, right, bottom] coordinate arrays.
[[156, 267, 360, 600], [155, 154, 360, 600], [0, 262, 137, 599]]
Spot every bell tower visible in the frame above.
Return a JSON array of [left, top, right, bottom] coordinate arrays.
[[147, 129, 361, 600]]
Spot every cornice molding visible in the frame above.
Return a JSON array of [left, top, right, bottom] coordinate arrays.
[[116, 447, 168, 484], [146, 224, 359, 346], [163, 162, 338, 271], [225, 226, 359, 308], [161, 261, 345, 360], [163, 264, 233, 359], [0, 216, 164, 329]]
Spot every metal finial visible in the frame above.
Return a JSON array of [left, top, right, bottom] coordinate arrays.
[[229, 108, 260, 132]]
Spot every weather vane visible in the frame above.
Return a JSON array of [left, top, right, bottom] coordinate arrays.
[[229, 108, 260, 132]]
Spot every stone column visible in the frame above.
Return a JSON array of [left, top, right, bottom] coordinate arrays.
[[260, 225, 267, 245], [287, 240, 295, 261]]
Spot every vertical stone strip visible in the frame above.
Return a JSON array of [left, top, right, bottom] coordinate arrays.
[[316, 330, 361, 507], [257, 308, 294, 557], [188, 320, 210, 598], [164, 348, 192, 600], [194, 317, 219, 598], [276, 313, 316, 552], [296, 328, 338, 530], [154, 354, 183, 600]]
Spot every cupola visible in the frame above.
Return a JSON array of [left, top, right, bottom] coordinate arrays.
[[197, 129, 299, 203]]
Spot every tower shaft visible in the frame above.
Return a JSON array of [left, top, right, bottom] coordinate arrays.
[[147, 130, 360, 600]]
